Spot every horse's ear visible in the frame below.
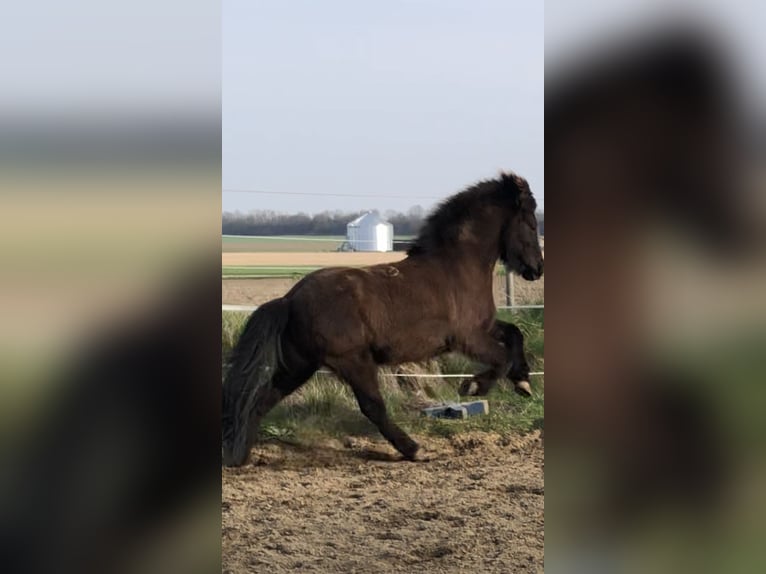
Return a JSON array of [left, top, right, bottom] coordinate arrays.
[[511, 173, 530, 193], [500, 172, 525, 209]]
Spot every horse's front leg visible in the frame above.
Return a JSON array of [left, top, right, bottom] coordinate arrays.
[[457, 322, 532, 397], [494, 319, 533, 396]]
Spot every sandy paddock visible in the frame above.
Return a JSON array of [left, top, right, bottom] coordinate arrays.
[[222, 432, 544, 573]]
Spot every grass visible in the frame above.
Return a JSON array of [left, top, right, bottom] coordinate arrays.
[[222, 305, 544, 443], [258, 372, 544, 444], [222, 266, 318, 278]]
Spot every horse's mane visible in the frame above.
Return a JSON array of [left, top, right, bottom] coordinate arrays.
[[407, 172, 535, 256]]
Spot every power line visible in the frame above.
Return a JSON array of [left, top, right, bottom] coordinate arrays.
[[222, 188, 443, 200]]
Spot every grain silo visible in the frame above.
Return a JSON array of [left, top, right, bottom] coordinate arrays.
[[346, 212, 393, 252]]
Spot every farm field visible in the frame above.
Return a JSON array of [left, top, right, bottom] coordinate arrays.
[[223, 235, 347, 253], [222, 235, 415, 253], [222, 251, 406, 268]]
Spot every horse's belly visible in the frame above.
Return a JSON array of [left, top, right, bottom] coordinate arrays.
[[372, 321, 454, 365]]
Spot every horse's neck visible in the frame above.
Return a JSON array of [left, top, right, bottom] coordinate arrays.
[[409, 214, 503, 285], [426, 246, 499, 289]]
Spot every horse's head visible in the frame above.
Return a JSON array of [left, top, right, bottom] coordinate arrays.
[[500, 174, 544, 281]]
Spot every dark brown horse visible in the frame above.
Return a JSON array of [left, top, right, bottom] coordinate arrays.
[[222, 172, 544, 467]]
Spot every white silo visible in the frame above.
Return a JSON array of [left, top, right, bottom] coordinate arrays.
[[346, 212, 393, 252]]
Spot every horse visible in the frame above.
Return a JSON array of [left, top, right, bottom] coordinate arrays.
[[221, 172, 544, 467]]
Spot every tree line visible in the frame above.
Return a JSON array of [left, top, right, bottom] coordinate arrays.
[[222, 207, 544, 237], [222, 207, 428, 237]]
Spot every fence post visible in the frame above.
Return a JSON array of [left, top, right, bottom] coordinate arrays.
[[505, 271, 514, 307]]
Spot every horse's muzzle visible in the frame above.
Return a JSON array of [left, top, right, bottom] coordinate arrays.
[[521, 262, 544, 281]]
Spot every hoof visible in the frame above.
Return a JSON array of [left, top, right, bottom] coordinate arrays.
[[400, 440, 421, 461], [514, 380, 532, 397], [402, 442, 433, 462], [459, 379, 479, 396], [410, 448, 434, 463], [222, 452, 249, 468]]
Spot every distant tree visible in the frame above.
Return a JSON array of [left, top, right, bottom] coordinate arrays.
[[408, 205, 425, 219], [222, 207, 425, 237]]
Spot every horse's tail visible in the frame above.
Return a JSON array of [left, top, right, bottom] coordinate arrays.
[[222, 298, 290, 466]]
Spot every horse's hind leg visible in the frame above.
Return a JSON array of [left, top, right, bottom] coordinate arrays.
[[245, 363, 316, 448], [333, 356, 420, 461]]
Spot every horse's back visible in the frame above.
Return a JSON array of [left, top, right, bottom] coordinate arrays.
[[287, 261, 450, 320]]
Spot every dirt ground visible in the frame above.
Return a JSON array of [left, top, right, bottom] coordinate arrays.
[[223, 278, 298, 306], [222, 431, 544, 574]]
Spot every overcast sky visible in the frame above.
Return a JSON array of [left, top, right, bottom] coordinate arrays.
[[223, 1, 544, 215]]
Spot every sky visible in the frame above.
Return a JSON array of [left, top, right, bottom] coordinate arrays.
[[0, 1, 219, 115], [223, 0, 544, 215]]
